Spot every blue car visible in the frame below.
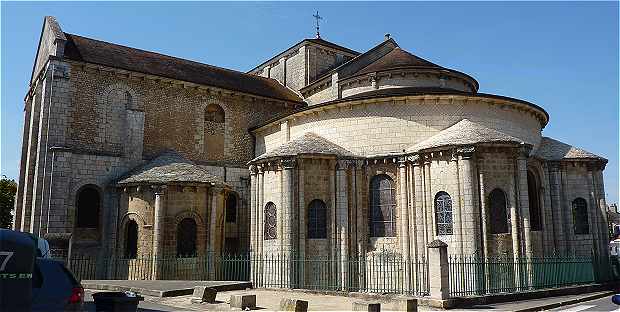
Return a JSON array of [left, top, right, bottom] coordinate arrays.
[[32, 258, 84, 311]]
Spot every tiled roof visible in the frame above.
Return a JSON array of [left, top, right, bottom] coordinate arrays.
[[356, 47, 442, 76], [117, 150, 226, 185], [406, 119, 524, 152], [62, 33, 303, 103], [534, 137, 605, 161], [251, 132, 358, 162]]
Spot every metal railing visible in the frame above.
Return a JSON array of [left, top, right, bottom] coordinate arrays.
[[59, 252, 429, 296], [448, 254, 613, 297]]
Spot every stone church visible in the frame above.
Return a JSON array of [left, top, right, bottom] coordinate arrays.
[[15, 16, 609, 281]]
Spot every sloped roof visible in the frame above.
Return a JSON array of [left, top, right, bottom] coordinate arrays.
[[406, 119, 524, 152], [251, 132, 358, 162], [117, 150, 226, 185], [356, 47, 442, 76], [534, 137, 605, 161], [62, 33, 303, 103]]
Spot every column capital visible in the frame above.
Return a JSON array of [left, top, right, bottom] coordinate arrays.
[[547, 161, 562, 172], [280, 158, 297, 169], [517, 143, 532, 159], [456, 146, 475, 159], [337, 159, 356, 170], [586, 161, 606, 172], [249, 164, 258, 175], [151, 185, 167, 195]]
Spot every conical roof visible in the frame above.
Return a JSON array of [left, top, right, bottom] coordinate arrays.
[[251, 132, 358, 162], [406, 119, 524, 153], [534, 137, 605, 161], [356, 47, 442, 76], [117, 150, 225, 185]]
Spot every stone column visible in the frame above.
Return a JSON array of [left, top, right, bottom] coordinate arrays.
[[595, 165, 609, 258], [586, 164, 601, 256], [559, 165, 573, 255], [423, 155, 433, 245], [297, 160, 306, 287], [509, 154, 522, 288], [281, 158, 297, 287], [329, 160, 337, 287], [427, 240, 449, 300], [355, 160, 366, 290], [210, 187, 224, 255], [152, 185, 166, 279], [257, 166, 265, 286], [548, 162, 565, 255], [412, 157, 426, 259], [516, 146, 533, 260], [478, 156, 490, 260], [458, 146, 480, 255], [336, 160, 350, 290], [541, 163, 556, 255], [398, 158, 411, 292], [249, 165, 258, 283]]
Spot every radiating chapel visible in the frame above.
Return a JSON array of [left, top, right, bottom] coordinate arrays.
[[15, 17, 609, 279]]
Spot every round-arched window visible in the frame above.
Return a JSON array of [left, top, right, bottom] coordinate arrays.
[[264, 202, 277, 240], [369, 174, 396, 237], [125, 220, 138, 259], [435, 191, 453, 236], [572, 198, 589, 235], [76, 186, 100, 228], [226, 193, 237, 223], [489, 188, 509, 234], [177, 218, 197, 257], [307, 199, 327, 239]]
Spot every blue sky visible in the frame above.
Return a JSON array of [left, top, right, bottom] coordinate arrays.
[[1, 2, 618, 203]]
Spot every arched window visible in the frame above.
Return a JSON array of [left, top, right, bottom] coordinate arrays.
[[489, 188, 509, 234], [124, 91, 133, 109], [177, 218, 197, 257], [527, 171, 542, 231], [572, 198, 589, 235], [125, 220, 138, 259], [76, 185, 100, 228], [435, 192, 453, 236], [264, 202, 277, 240], [369, 174, 396, 237], [307, 199, 327, 239], [204, 104, 225, 158], [226, 193, 237, 223]]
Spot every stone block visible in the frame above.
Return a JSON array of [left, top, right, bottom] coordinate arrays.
[[230, 294, 256, 310], [190, 286, 217, 303], [352, 301, 380, 312], [279, 298, 308, 312], [395, 299, 417, 312]]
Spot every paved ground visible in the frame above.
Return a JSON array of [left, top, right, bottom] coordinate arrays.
[[83, 280, 251, 297], [457, 291, 616, 311], [548, 296, 619, 312], [84, 290, 194, 312]]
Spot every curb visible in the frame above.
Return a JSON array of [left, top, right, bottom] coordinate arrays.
[[514, 291, 615, 312]]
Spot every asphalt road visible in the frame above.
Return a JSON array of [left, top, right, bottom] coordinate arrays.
[[549, 296, 620, 312]]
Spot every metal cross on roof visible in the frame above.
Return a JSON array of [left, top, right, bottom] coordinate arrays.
[[313, 11, 323, 39]]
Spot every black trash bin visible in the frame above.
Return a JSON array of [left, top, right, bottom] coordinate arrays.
[[92, 292, 144, 312]]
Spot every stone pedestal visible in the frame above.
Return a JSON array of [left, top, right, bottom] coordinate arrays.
[[279, 298, 308, 312], [352, 302, 381, 312], [190, 286, 217, 303], [230, 294, 256, 309], [427, 240, 449, 300]]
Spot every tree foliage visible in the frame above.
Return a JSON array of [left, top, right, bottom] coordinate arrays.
[[0, 176, 17, 229]]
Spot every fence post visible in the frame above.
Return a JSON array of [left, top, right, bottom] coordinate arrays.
[[427, 240, 450, 300]]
